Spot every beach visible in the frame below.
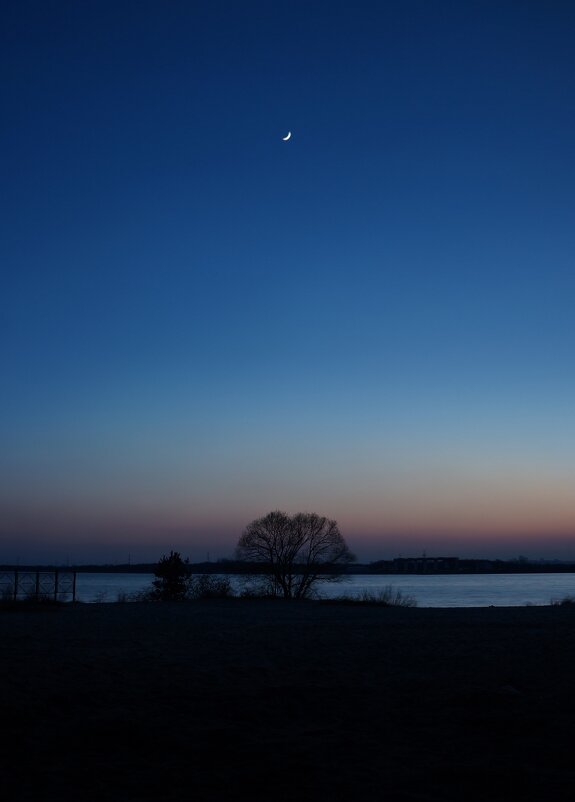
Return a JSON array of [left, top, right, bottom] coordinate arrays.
[[1, 600, 574, 801]]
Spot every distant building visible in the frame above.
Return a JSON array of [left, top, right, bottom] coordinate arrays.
[[392, 557, 460, 573]]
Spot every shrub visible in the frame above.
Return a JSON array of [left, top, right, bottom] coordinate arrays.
[[152, 551, 190, 601], [238, 575, 287, 599], [187, 575, 234, 599], [325, 586, 417, 607], [239, 586, 281, 600], [551, 596, 575, 607]]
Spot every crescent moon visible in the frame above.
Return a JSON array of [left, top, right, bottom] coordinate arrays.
[[282, 132, 292, 141]]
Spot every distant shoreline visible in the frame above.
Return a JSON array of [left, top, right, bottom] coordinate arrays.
[[3, 560, 575, 575]]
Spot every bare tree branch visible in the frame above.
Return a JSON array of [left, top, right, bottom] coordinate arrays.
[[236, 511, 355, 599]]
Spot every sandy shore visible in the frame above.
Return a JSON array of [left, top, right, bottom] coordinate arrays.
[[1, 600, 574, 801]]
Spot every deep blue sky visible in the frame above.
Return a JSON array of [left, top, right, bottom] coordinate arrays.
[[2, 1, 575, 563]]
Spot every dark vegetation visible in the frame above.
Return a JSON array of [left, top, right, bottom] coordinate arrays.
[[144, 551, 234, 602], [551, 595, 575, 607], [144, 543, 417, 605], [236, 510, 355, 598], [141, 511, 357, 603], [4, 557, 575, 576], [320, 587, 417, 607], [151, 550, 190, 601], [187, 574, 234, 599]]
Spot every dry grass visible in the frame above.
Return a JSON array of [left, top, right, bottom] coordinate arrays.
[[324, 586, 417, 607]]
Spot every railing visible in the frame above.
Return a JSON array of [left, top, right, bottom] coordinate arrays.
[[0, 570, 77, 602]]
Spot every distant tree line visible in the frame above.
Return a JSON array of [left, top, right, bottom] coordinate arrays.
[[5, 550, 575, 577]]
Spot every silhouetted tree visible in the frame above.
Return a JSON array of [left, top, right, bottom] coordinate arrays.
[[152, 551, 190, 601], [236, 511, 355, 599]]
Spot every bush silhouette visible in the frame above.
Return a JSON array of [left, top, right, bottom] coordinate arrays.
[[152, 551, 190, 601], [187, 575, 234, 599]]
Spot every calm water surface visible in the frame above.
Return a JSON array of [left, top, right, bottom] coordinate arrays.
[[76, 572, 575, 607]]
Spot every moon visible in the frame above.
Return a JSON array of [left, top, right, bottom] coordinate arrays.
[[282, 132, 292, 141]]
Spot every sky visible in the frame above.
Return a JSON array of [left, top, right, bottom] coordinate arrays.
[[1, 0, 575, 564]]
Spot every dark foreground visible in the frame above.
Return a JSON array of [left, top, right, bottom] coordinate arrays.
[[1, 600, 574, 801]]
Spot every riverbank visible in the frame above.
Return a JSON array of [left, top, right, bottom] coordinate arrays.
[[1, 600, 574, 800], [7, 570, 575, 605]]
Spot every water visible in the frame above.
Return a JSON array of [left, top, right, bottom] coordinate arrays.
[[76, 573, 155, 602], [321, 573, 575, 607], [75, 571, 575, 607]]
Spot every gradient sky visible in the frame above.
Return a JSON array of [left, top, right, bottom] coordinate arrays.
[[2, 0, 575, 563]]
